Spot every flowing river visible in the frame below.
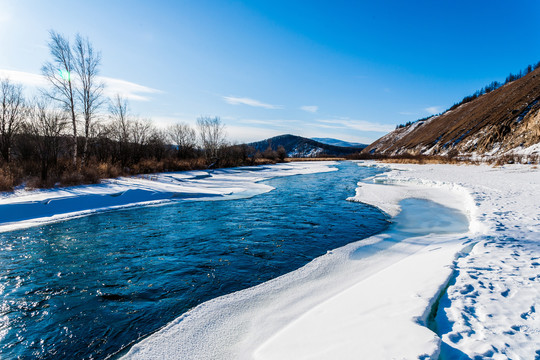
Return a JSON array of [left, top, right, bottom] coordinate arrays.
[[0, 162, 390, 359]]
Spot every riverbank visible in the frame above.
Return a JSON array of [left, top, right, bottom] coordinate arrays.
[[122, 161, 540, 359], [3, 160, 538, 358], [0, 161, 337, 233], [119, 162, 474, 359], [361, 161, 540, 359]]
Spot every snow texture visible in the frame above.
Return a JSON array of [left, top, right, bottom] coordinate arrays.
[[121, 161, 479, 360], [360, 161, 540, 359], [5, 160, 538, 359]]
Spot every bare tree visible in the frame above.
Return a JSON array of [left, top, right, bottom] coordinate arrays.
[[73, 34, 104, 164], [0, 78, 25, 163], [42, 30, 78, 166], [130, 118, 153, 147], [167, 122, 196, 158], [108, 94, 129, 142], [277, 145, 287, 161], [108, 94, 131, 165], [147, 127, 168, 160], [130, 117, 153, 162], [25, 98, 68, 180], [196, 116, 226, 161]]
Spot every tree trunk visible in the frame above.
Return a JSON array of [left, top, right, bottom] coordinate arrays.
[[70, 101, 77, 167]]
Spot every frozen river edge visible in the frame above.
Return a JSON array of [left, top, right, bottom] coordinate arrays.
[[120, 162, 480, 360], [0, 162, 338, 233], [4, 161, 539, 358]]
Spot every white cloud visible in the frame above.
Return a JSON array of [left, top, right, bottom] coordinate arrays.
[[151, 116, 197, 128], [99, 76, 162, 102], [0, 69, 48, 87], [237, 118, 300, 128], [300, 105, 318, 113], [226, 125, 283, 143], [0, 69, 162, 102], [223, 96, 282, 109], [425, 106, 442, 115], [316, 118, 395, 133]]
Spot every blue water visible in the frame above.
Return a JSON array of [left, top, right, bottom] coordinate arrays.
[[0, 162, 389, 359]]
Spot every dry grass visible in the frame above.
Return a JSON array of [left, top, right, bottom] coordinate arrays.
[[0, 167, 14, 191], [368, 152, 539, 166], [488, 153, 539, 166], [0, 156, 281, 192], [364, 67, 540, 156], [379, 157, 479, 165]]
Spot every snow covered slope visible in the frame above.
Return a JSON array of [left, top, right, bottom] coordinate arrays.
[[311, 137, 365, 148]]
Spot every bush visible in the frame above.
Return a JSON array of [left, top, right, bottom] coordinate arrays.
[[97, 162, 121, 179], [0, 168, 14, 191], [60, 170, 85, 186]]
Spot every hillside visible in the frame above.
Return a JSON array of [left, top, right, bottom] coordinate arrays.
[[311, 138, 365, 148], [249, 134, 365, 158], [363, 66, 540, 158]]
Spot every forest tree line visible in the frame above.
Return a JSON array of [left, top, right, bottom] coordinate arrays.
[[0, 31, 283, 191]]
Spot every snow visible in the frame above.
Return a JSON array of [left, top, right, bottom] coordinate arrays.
[[5, 160, 540, 359], [358, 161, 540, 359], [0, 161, 337, 233], [120, 162, 477, 360], [287, 144, 324, 158], [515, 142, 540, 155]]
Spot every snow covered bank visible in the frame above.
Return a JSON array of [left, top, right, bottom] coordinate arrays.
[[0, 162, 337, 233], [121, 163, 475, 359], [355, 162, 540, 359]]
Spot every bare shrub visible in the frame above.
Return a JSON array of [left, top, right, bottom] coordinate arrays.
[[0, 167, 14, 191]]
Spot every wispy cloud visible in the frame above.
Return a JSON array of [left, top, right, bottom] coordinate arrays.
[[223, 96, 282, 109], [237, 118, 299, 128], [316, 118, 395, 133], [0, 69, 48, 87], [100, 76, 162, 102], [0, 69, 162, 102], [424, 106, 442, 115], [300, 105, 318, 113], [226, 125, 283, 143]]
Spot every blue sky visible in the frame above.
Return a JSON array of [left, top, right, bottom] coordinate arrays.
[[0, 0, 539, 144]]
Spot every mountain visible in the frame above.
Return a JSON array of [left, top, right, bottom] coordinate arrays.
[[363, 66, 540, 158], [248, 134, 366, 158], [311, 137, 366, 148]]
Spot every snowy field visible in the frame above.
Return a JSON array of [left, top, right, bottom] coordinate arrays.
[[0, 162, 337, 233]]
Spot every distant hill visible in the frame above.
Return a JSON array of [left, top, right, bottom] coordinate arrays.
[[311, 137, 366, 148], [248, 134, 366, 158], [363, 65, 540, 158]]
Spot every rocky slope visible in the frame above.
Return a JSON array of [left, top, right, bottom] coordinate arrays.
[[363, 67, 540, 157]]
